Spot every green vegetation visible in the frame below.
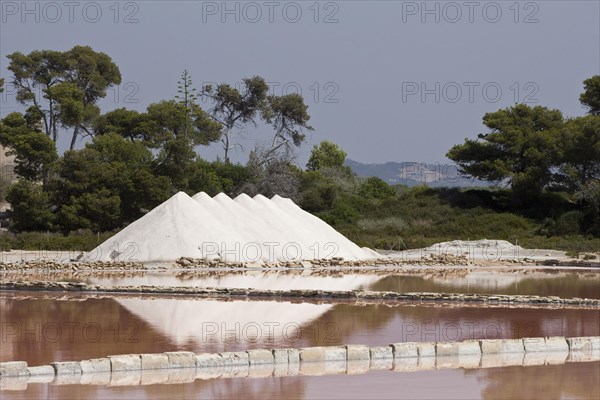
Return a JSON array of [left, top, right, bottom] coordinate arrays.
[[0, 46, 598, 253], [331, 186, 600, 253], [7, 46, 121, 148], [0, 230, 116, 252]]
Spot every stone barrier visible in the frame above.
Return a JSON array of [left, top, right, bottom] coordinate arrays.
[[2, 336, 598, 391], [0, 254, 475, 272], [2, 281, 599, 306], [0, 362, 28, 377], [2, 254, 597, 271]]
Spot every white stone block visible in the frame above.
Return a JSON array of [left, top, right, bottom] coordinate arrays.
[[51, 362, 82, 375], [247, 349, 274, 365], [545, 337, 568, 352], [370, 346, 393, 359], [27, 365, 54, 376], [0, 361, 29, 377], [165, 351, 196, 369], [80, 358, 111, 373], [416, 342, 436, 357], [346, 345, 370, 360], [523, 338, 546, 352], [502, 339, 525, 353], [299, 347, 325, 363], [196, 353, 224, 368], [108, 354, 141, 372], [220, 351, 249, 366], [324, 346, 346, 361], [391, 343, 418, 358], [140, 354, 169, 370]]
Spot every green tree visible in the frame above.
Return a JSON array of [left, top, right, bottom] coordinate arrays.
[[6, 180, 53, 231], [447, 104, 563, 204], [202, 76, 269, 162], [93, 108, 148, 143], [62, 46, 122, 149], [7, 46, 121, 148], [580, 75, 600, 116], [574, 180, 600, 235], [263, 93, 313, 152], [7, 49, 68, 141], [556, 115, 600, 191], [0, 78, 4, 93], [143, 100, 221, 147], [307, 140, 347, 171], [358, 176, 396, 200], [188, 159, 250, 196], [94, 97, 221, 191], [50, 133, 170, 231], [143, 100, 221, 190], [0, 113, 58, 181]]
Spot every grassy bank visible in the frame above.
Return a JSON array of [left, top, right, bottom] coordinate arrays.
[[1, 186, 598, 255], [0, 230, 117, 252], [324, 186, 600, 255]]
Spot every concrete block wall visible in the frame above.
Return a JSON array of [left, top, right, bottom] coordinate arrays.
[[1, 336, 598, 391]]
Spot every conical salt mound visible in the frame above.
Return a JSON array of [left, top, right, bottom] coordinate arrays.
[[251, 194, 316, 261], [271, 194, 373, 260], [88, 191, 379, 264], [89, 192, 245, 263], [192, 191, 214, 204]]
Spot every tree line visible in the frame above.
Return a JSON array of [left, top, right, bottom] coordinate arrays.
[[447, 76, 600, 235], [0, 46, 313, 232], [0, 45, 598, 240]]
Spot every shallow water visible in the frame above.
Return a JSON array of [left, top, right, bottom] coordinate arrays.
[[1, 270, 598, 399], [1, 293, 598, 366], [1, 362, 598, 400], [372, 271, 600, 299], [3, 269, 599, 298]]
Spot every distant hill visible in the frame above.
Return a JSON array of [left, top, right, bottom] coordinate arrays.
[[344, 159, 489, 187]]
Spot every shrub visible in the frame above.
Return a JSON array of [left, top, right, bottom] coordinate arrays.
[[553, 211, 584, 235], [358, 177, 396, 200], [6, 180, 53, 231]]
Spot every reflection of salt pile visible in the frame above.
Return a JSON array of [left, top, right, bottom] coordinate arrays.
[[87, 192, 377, 263], [114, 274, 382, 350]]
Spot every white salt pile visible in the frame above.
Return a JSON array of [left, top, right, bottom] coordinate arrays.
[[87, 192, 378, 263]]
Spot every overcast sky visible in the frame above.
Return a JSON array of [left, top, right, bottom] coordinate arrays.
[[1, 1, 598, 165]]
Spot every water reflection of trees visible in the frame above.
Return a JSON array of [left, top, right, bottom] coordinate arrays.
[[0, 297, 175, 365], [371, 274, 600, 299], [2, 297, 598, 365], [3, 376, 306, 400], [466, 362, 600, 400], [317, 303, 599, 344]]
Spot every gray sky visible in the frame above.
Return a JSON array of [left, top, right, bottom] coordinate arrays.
[[1, 0, 598, 165]]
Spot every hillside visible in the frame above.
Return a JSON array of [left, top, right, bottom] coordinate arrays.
[[344, 159, 488, 187]]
